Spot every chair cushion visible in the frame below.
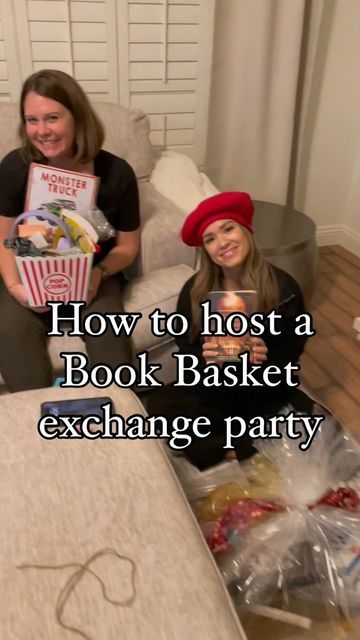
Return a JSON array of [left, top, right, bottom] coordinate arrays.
[[128, 183, 195, 278], [93, 102, 154, 180]]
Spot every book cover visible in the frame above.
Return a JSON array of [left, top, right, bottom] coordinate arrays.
[[207, 290, 258, 362], [25, 163, 99, 215]]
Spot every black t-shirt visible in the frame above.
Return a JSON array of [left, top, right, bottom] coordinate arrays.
[[0, 148, 140, 262]]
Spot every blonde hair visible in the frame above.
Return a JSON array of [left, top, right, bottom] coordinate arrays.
[[19, 69, 104, 164], [190, 227, 279, 340]]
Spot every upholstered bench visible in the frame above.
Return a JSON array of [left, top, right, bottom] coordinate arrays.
[[0, 385, 247, 639]]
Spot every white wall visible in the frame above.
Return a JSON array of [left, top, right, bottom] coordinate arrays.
[[295, 0, 360, 252], [205, 0, 304, 203], [205, 0, 360, 255]]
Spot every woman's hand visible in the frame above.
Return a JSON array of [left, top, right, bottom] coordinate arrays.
[[8, 282, 28, 306], [249, 336, 268, 364], [202, 336, 268, 365], [87, 267, 102, 306], [8, 283, 49, 313], [202, 339, 221, 364]]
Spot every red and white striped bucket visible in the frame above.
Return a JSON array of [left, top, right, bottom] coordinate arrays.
[[10, 209, 94, 307], [15, 252, 93, 306]]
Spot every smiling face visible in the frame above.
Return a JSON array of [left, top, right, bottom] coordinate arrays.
[[202, 218, 250, 273], [23, 91, 76, 165]]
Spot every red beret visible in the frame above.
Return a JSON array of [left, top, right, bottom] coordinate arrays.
[[181, 192, 254, 247]]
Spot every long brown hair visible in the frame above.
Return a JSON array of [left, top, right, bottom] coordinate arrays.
[[19, 69, 104, 164], [190, 227, 279, 339]]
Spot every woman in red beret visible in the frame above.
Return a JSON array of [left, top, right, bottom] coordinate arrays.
[[146, 192, 314, 470]]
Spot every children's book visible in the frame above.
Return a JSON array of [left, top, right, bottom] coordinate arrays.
[[207, 290, 258, 362], [25, 163, 99, 215]]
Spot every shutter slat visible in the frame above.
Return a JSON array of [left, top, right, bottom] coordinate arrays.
[[28, 1, 68, 21], [33, 60, 72, 73], [168, 5, 199, 24], [130, 79, 197, 92], [78, 79, 110, 92], [129, 24, 198, 43], [73, 42, 107, 62], [32, 42, 69, 62], [166, 128, 194, 145], [72, 22, 107, 41], [74, 61, 108, 80], [129, 5, 164, 23], [30, 22, 68, 41], [128, 0, 200, 4], [130, 43, 198, 62], [130, 61, 196, 80], [149, 112, 195, 130], [129, 4, 199, 23], [70, 2, 106, 22], [131, 92, 195, 114]]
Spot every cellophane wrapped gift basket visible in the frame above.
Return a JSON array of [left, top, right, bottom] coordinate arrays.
[[182, 404, 360, 639]]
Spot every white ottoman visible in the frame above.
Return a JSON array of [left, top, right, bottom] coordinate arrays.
[[0, 385, 246, 639]]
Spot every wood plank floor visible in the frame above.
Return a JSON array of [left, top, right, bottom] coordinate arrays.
[[300, 245, 360, 441]]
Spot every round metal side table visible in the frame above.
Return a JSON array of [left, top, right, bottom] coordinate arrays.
[[253, 200, 318, 304]]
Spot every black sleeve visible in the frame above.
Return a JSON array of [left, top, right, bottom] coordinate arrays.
[[0, 150, 29, 217], [114, 160, 140, 232], [96, 152, 140, 232], [264, 269, 309, 369], [174, 275, 203, 361]]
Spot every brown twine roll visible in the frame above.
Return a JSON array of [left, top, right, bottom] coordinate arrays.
[[17, 547, 137, 640]]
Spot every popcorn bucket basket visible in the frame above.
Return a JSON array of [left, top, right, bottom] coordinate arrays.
[[10, 210, 94, 307]]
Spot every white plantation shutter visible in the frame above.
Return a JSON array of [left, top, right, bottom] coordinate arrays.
[[0, 0, 215, 164], [8, 0, 119, 102], [123, 0, 215, 164], [0, 1, 23, 100]]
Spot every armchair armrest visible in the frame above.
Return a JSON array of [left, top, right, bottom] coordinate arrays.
[[127, 182, 196, 278]]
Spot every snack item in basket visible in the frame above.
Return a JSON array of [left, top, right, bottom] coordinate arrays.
[[4, 236, 42, 257]]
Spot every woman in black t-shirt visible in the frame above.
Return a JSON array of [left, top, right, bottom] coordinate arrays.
[[146, 192, 314, 470], [0, 69, 140, 392]]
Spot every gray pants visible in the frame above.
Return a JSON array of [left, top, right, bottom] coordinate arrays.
[[0, 276, 132, 392]]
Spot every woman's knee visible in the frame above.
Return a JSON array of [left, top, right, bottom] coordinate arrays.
[[0, 303, 43, 344]]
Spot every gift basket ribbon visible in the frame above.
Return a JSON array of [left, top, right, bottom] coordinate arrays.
[[9, 210, 74, 248]]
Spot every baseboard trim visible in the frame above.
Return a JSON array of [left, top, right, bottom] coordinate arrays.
[[316, 224, 360, 257]]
